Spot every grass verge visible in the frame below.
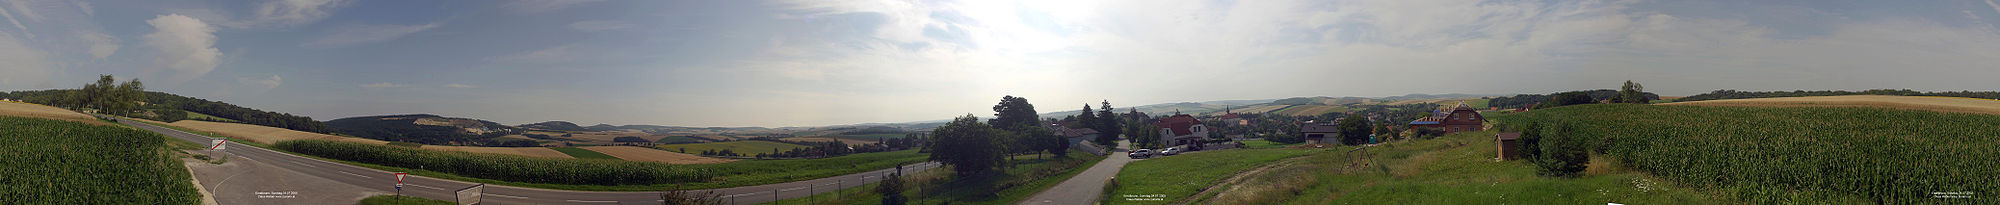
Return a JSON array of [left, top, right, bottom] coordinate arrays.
[[1105, 148, 1325, 204], [758, 150, 1106, 205], [357, 195, 453, 205]]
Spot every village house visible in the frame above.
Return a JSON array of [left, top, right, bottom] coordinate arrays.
[[1154, 114, 1208, 148], [1299, 122, 1338, 144], [1218, 106, 1248, 127], [1408, 102, 1485, 133]]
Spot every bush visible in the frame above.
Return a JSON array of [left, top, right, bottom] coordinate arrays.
[[1533, 122, 1588, 177], [877, 172, 907, 205]]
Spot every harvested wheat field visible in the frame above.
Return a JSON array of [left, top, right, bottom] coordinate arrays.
[[578, 146, 734, 164], [170, 120, 390, 145], [0, 101, 107, 125], [1663, 95, 2000, 115], [169, 120, 571, 158], [422, 146, 572, 159]]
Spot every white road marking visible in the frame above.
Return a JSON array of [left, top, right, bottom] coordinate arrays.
[[291, 161, 317, 168], [409, 184, 443, 190], [486, 193, 527, 199], [336, 170, 373, 179], [780, 187, 806, 191], [565, 199, 618, 203]]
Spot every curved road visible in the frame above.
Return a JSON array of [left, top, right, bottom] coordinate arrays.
[[1019, 141, 1132, 205], [119, 117, 939, 204]]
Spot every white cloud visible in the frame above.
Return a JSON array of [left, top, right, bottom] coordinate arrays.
[[1987, 0, 2000, 15], [444, 83, 477, 88], [71, 1, 87, 17], [360, 82, 405, 88], [568, 20, 631, 32], [302, 22, 441, 48], [143, 14, 222, 86], [504, 0, 603, 13], [232, 0, 347, 28], [5, 0, 42, 22], [80, 31, 116, 59], [487, 45, 576, 63], [239, 75, 282, 92], [0, 30, 52, 88], [0, 1, 29, 38]]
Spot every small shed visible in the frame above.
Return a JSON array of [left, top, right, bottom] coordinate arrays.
[[1495, 132, 1522, 160]]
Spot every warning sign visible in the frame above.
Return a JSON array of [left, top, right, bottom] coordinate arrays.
[[395, 172, 407, 187]]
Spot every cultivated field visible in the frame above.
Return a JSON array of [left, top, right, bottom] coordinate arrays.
[[578, 146, 735, 164], [1, 117, 200, 204], [780, 136, 879, 145], [1663, 95, 2000, 115], [0, 101, 107, 125], [1229, 104, 1291, 114], [166, 120, 572, 158], [1492, 103, 2000, 203], [1108, 148, 1324, 204], [657, 140, 809, 155]]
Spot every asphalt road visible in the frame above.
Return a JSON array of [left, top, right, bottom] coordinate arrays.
[[118, 117, 940, 204], [1018, 141, 1134, 205]]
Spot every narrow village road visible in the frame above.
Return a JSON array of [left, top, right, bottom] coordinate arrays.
[[1018, 141, 1133, 205]]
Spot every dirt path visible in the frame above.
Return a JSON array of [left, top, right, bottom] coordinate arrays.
[[1180, 155, 1309, 205]]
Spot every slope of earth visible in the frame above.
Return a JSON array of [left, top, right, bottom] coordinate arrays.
[[1490, 103, 2000, 204], [1661, 95, 2000, 115], [168, 120, 571, 158], [324, 114, 516, 144], [578, 145, 736, 164], [0, 100, 107, 125]]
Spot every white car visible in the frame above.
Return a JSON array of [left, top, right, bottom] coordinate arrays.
[[1129, 149, 1152, 158], [1160, 147, 1179, 156]]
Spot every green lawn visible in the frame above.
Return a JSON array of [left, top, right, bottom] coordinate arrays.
[[656, 140, 809, 155], [1237, 140, 1295, 149], [1106, 148, 1325, 204], [550, 147, 621, 160], [760, 149, 1106, 205], [0, 116, 201, 204], [358, 195, 453, 205]]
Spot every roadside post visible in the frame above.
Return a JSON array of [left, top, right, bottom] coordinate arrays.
[[394, 172, 408, 197]]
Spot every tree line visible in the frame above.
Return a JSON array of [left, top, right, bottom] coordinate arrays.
[[3, 75, 331, 133], [927, 95, 1078, 177], [1488, 88, 1659, 109]]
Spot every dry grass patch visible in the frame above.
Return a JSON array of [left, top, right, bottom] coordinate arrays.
[[577, 146, 734, 164], [1664, 95, 2000, 116], [171, 120, 389, 145], [0, 101, 107, 125]]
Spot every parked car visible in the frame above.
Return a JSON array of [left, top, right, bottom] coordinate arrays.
[[1129, 149, 1152, 158], [1160, 147, 1179, 156]]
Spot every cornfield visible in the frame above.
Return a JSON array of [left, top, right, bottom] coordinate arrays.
[[275, 140, 711, 185], [1493, 104, 2000, 203], [0, 117, 201, 204]]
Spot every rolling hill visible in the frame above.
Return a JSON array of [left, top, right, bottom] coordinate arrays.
[[518, 121, 589, 131], [325, 114, 519, 145]]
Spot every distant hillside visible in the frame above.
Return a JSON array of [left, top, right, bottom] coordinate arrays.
[[1486, 89, 1659, 109], [518, 121, 588, 131], [582, 123, 782, 135], [326, 114, 518, 144], [1037, 94, 1499, 118], [2, 90, 330, 133]]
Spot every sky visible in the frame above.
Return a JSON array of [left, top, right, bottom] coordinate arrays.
[[4, 0, 2000, 127]]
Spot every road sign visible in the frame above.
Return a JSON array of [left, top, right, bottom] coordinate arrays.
[[455, 184, 483, 205], [395, 172, 407, 187], [210, 139, 226, 150]]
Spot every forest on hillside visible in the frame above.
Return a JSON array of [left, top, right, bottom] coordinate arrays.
[[4, 89, 330, 133]]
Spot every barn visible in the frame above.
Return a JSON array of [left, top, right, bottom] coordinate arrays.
[[1495, 132, 1522, 160]]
